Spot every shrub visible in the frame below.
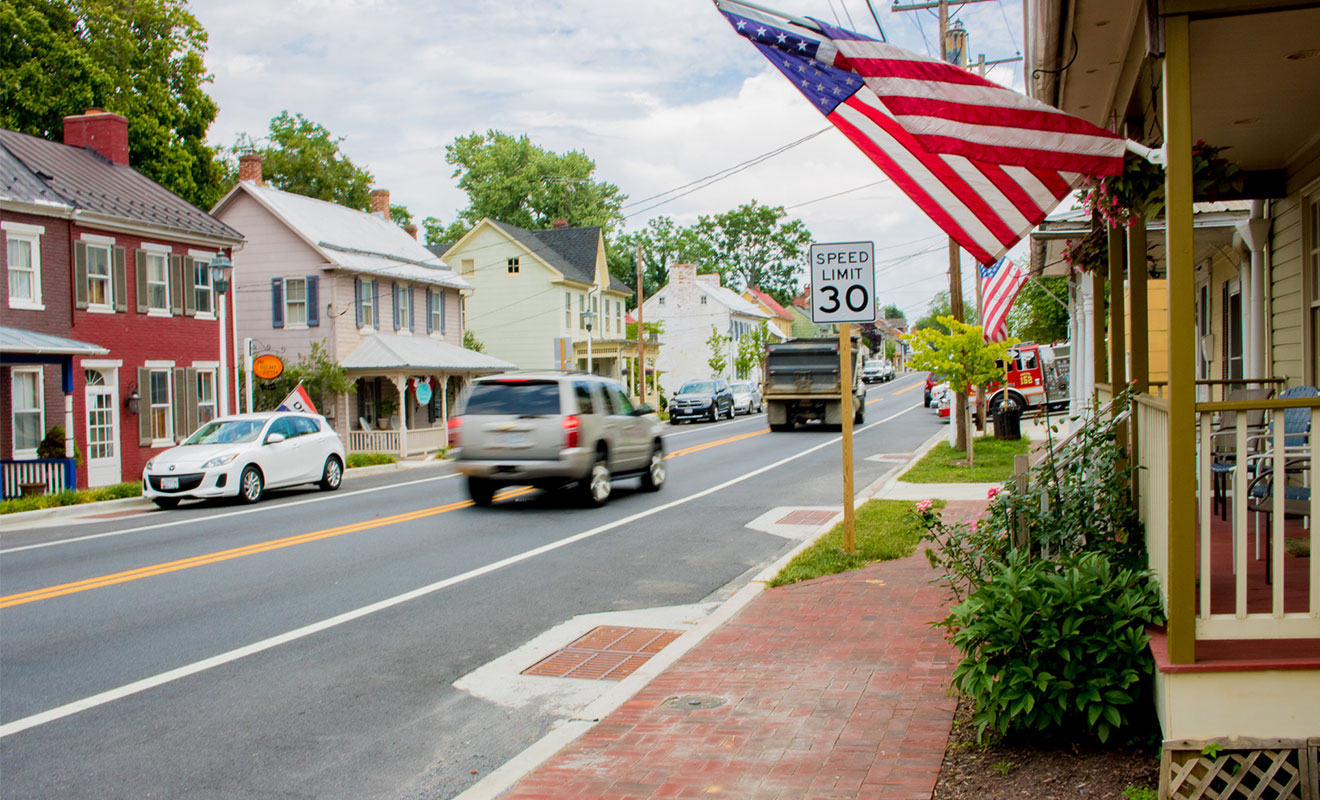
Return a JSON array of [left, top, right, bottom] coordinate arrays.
[[946, 550, 1163, 743], [346, 452, 395, 468], [1, 481, 141, 514]]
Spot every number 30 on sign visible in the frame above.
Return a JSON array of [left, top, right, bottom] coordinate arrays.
[[809, 241, 876, 325]]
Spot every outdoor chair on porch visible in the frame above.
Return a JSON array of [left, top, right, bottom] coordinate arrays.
[[1208, 387, 1273, 521], [1246, 455, 1310, 585]]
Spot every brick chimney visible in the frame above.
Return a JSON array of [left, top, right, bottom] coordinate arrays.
[[63, 109, 129, 166], [696, 272, 722, 287], [404, 223, 418, 240], [238, 152, 263, 185], [370, 189, 390, 218], [670, 263, 696, 287], [552, 218, 569, 229]]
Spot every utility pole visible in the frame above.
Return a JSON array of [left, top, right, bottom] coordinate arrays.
[[636, 243, 647, 406], [892, 0, 993, 452]]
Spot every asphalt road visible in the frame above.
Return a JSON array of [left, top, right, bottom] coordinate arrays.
[[0, 373, 939, 799]]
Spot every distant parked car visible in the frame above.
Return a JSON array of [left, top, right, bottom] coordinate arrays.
[[142, 412, 345, 508], [860, 359, 886, 384], [880, 361, 896, 381], [924, 372, 944, 407], [669, 379, 735, 423], [729, 381, 763, 414], [450, 372, 666, 507]]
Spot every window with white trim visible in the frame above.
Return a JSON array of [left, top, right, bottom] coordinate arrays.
[[146, 251, 169, 311], [565, 292, 572, 328], [86, 242, 113, 308], [1308, 189, 1320, 383], [397, 283, 411, 330], [196, 369, 217, 424], [604, 299, 611, 334], [507, 257, 520, 273], [11, 368, 43, 457], [5, 223, 43, 309], [149, 368, 173, 442], [360, 279, 375, 328], [429, 290, 443, 333], [285, 277, 307, 327], [193, 258, 214, 315]]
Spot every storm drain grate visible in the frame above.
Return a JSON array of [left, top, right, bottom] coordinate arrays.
[[521, 626, 682, 681], [777, 509, 838, 526]]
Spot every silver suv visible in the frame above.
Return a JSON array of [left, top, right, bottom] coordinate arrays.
[[450, 372, 666, 507]]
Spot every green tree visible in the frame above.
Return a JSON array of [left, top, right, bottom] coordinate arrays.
[[0, 0, 225, 208], [250, 341, 351, 413], [443, 130, 626, 238], [691, 201, 811, 304], [462, 329, 485, 353], [913, 290, 977, 333], [389, 205, 413, 227], [1007, 276, 1069, 344], [607, 216, 715, 309], [879, 303, 905, 321], [907, 316, 1013, 462], [231, 111, 375, 209], [734, 323, 775, 380], [422, 216, 455, 247], [706, 325, 730, 377]]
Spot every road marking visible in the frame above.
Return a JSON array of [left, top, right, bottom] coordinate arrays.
[[0, 402, 922, 739], [1, 428, 770, 607], [892, 381, 922, 396], [0, 471, 462, 555]]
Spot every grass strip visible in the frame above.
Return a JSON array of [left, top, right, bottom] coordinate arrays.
[[768, 499, 943, 587], [1, 482, 142, 515], [900, 436, 1029, 484]]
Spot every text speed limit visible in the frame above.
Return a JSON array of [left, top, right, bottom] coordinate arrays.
[[809, 241, 876, 324]]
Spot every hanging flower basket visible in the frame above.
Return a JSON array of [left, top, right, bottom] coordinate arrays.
[[1078, 141, 1244, 229], [1061, 228, 1108, 274]]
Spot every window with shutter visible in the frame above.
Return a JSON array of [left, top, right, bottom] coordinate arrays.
[[307, 275, 319, 327], [271, 278, 285, 328]]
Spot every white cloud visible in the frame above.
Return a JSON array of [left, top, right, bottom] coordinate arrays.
[[193, 0, 1026, 319]]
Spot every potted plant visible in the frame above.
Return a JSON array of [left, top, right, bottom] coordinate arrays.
[[376, 393, 398, 429]]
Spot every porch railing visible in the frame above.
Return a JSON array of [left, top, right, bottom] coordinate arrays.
[[2, 458, 77, 500], [346, 425, 449, 458], [1194, 396, 1320, 640], [1135, 395, 1171, 614]]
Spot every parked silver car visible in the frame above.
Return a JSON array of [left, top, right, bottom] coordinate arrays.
[[729, 381, 762, 414], [450, 372, 666, 507]]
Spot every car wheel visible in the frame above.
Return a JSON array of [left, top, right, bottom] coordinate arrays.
[[640, 444, 666, 492], [319, 455, 343, 491], [238, 465, 264, 504], [579, 453, 612, 507], [924, 391, 931, 408], [468, 476, 496, 507], [769, 422, 792, 432], [854, 403, 865, 425], [708, 406, 718, 423], [669, 417, 679, 425], [152, 497, 180, 510]]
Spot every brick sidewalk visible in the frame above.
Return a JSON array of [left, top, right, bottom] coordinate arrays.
[[498, 510, 978, 800]]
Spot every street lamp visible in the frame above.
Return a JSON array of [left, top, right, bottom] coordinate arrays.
[[208, 252, 234, 415], [583, 309, 596, 373]]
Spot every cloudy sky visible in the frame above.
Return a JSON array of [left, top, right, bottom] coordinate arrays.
[[191, 0, 1029, 319]]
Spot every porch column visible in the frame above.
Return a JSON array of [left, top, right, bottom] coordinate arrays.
[[1070, 279, 1083, 412], [1164, 13, 1197, 665], [1129, 223, 1149, 393], [1080, 276, 1096, 407], [1108, 227, 1128, 394], [1238, 200, 1271, 384], [1092, 269, 1108, 387], [441, 375, 450, 448]]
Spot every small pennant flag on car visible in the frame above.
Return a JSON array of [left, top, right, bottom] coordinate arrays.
[[277, 382, 318, 415]]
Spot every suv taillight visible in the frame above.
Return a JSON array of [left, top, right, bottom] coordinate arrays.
[[562, 414, 581, 449], [447, 416, 462, 446]]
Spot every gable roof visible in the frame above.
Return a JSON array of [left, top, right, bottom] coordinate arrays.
[[652, 276, 769, 319], [340, 333, 514, 373], [743, 286, 793, 320], [0, 128, 242, 244], [214, 182, 469, 290], [452, 219, 632, 295]]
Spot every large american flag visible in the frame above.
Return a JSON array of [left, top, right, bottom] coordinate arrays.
[[716, 1, 1125, 265], [980, 257, 1027, 342]]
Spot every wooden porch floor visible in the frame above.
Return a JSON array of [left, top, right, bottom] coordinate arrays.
[[1197, 510, 1312, 616]]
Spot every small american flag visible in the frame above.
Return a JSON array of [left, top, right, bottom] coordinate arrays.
[[980, 257, 1027, 343], [716, 1, 1125, 265]]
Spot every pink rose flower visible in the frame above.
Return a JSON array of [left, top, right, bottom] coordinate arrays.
[[915, 499, 933, 512], [986, 488, 999, 500]]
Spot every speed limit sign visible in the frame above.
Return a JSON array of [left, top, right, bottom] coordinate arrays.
[[809, 241, 876, 324]]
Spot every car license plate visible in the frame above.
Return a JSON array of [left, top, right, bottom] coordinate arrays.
[[501, 433, 526, 448], [160, 477, 178, 490]]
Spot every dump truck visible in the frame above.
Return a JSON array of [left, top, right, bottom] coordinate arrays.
[[762, 337, 866, 431]]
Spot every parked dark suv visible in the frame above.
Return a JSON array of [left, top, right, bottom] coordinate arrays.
[[450, 372, 666, 507], [668, 379, 736, 423]]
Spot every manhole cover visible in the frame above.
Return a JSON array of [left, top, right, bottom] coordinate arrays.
[[662, 695, 727, 711], [521, 626, 681, 681]]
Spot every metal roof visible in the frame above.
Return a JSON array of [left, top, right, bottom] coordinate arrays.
[[0, 128, 243, 243], [340, 333, 515, 373], [0, 326, 109, 355]]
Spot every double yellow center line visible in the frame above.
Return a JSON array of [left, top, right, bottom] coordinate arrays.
[[2, 430, 768, 609]]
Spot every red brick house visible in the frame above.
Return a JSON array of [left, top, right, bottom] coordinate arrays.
[[1, 111, 244, 495]]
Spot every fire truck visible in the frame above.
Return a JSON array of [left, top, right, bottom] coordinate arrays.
[[934, 342, 1070, 420]]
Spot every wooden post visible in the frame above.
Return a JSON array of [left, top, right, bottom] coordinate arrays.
[[1164, 13, 1197, 665], [636, 243, 646, 406], [840, 323, 856, 553], [1014, 453, 1029, 550]]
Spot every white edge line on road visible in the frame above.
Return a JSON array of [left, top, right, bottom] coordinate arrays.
[[0, 402, 921, 740], [0, 472, 461, 555]]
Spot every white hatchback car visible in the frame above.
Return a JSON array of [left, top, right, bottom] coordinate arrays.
[[142, 412, 346, 508]]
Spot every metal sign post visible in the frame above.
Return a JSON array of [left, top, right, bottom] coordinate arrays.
[[810, 241, 876, 553]]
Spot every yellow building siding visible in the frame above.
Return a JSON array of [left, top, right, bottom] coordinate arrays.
[[1270, 194, 1306, 385]]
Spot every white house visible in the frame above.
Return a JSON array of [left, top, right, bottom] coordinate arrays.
[[641, 263, 771, 398]]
